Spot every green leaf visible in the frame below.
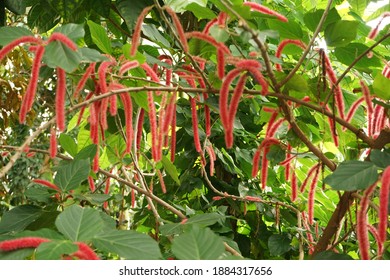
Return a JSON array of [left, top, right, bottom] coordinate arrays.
[[324, 161, 379, 191], [186, 213, 223, 227], [325, 21, 358, 47], [373, 73, 390, 100], [0, 248, 34, 260], [162, 156, 181, 185], [0, 26, 33, 46], [79, 48, 109, 63], [5, 0, 26, 15], [268, 234, 291, 256], [27, 3, 60, 33], [313, 251, 354, 260], [283, 74, 309, 93], [87, 20, 112, 54], [366, 4, 390, 21], [15, 228, 65, 240], [268, 19, 303, 39], [54, 159, 90, 192], [46, 0, 84, 19], [35, 240, 78, 260], [166, 0, 207, 12], [92, 229, 162, 259], [74, 144, 97, 161], [25, 186, 53, 203], [209, 25, 230, 43], [59, 133, 78, 157], [334, 43, 381, 70], [349, 0, 368, 16], [186, 3, 216, 19], [54, 23, 85, 42], [303, 8, 341, 32], [44, 41, 82, 72], [116, 0, 154, 31], [160, 223, 184, 236], [0, 205, 43, 234], [55, 205, 105, 242], [370, 149, 390, 169], [142, 24, 171, 49], [171, 226, 225, 260], [85, 0, 111, 18]]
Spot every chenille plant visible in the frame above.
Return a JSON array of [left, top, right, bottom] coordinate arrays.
[[0, 0, 389, 260]]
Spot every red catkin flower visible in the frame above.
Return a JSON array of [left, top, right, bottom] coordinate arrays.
[[217, 49, 225, 79], [0, 237, 50, 251], [170, 103, 177, 162], [203, 18, 218, 34], [120, 92, 133, 154], [93, 149, 99, 173], [0, 36, 42, 61], [73, 242, 100, 260], [251, 138, 280, 178], [266, 118, 285, 138], [32, 179, 61, 192], [49, 127, 57, 159], [73, 63, 96, 98], [119, 60, 140, 76], [56, 68, 67, 132], [19, 45, 45, 124], [345, 97, 364, 123], [275, 39, 306, 71], [190, 97, 202, 153], [236, 59, 262, 69], [301, 212, 315, 255], [100, 97, 109, 130], [357, 184, 377, 260], [261, 146, 270, 189], [367, 12, 390, 40], [205, 145, 216, 176], [164, 7, 189, 53], [88, 176, 96, 192], [291, 169, 298, 202], [98, 60, 115, 94], [136, 108, 145, 150], [308, 165, 321, 225], [360, 80, 374, 116], [109, 94, 117, 116], [157, 169, 167, 194], [130, 6, 153, 57], [185, 31, 231, 54], [378, 166, 390, 245], [147, 91, 159, 161], [47, 33, 77, 51], [382, 61, 390, 79], [367, 224, 384, 257], [243, 2, 288, 22]]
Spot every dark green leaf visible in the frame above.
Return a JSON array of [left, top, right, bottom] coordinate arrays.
[[116, 0, 154, 31], [325, 21, 358, 47], [54, 159, 90, 192], [86, 0, 111, 18], [54, 23, 85, 42], [0, 205, 43, 234], [370, 149, 390, 169], [313, 251, 354, 260], [44, 41, 82, 72], [373, 73, 390, 100], [160, 223, 183, 236], [324, 161, 379, 191], [27, 3, 60, 33], [0, 26, 33, 46], [186, 213, 223, 227], [46, 0, 84, 19], [35, 240, 78, 260], [334, 43, 381, 70], [74, 144, 97, 161], [162, 156, 180, 185], [87, 20, 112, 54], [25, 185, 53, 203], [268, 234, 291, 256], [171, 226, 225, 260], [16, 228, 65, 240], [26, 210, 60, 231], [186, 3, 216, 19], [79, 48, 109, 63], [5, 0, 26, 14], [303, 8, 341, 32], [268, 19, 303, 39], [55, 205, 104, 242], [0, 248, 34, 260], [59, 133, 78, 157], [92, 229, 162, 259]]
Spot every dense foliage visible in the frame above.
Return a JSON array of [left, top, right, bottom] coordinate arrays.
[[0, 0, 389, 260]]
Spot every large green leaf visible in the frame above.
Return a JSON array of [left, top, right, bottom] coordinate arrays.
[[44, 41, 82, 72], [303, 8, 341, 32], [116, 0, 154, 31], [79, 48, 109, 63], [324, 161, 379, 191], [54, 23, 85, 42], [370, 149, 390, 169], [186, 3, 216, 20], [54, 159, 90, 192], [27, 2, 60, 33], [166, 0, 207, 12], [325, 21, 358, 47], [268, 19, 303, 39], [55, 205, 105, 242], [35, 240, 78, 260], [87, 20, 112, 54], [46, 0, 84, 19], [92, 229, 162, 260], [0, 205, 43, 234], [171, 226, 225, 260], [0, 26, 33, 46], [162, 156, 180, 185], [349, 0, 369, 16], [5, 0, 26, 14], [268, 234, 291, 256], [373, 73, 390, 100], [334, 43, 381, 70], [59, 133, 78, 157], [186, 213, 224, 227], [0, 248, 34, 260], [74, 144, 97, 161]]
